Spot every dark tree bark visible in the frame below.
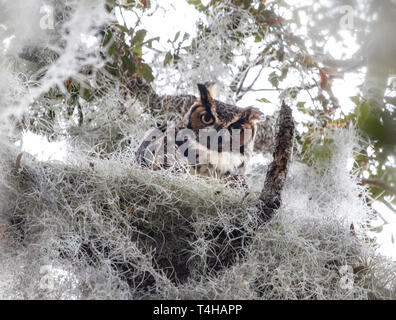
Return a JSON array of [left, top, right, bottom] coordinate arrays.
[[205, 101, 294, 274], [258, 101, 294, 222]]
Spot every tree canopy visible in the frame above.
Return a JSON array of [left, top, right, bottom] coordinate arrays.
[[0, 0, 396, 299]]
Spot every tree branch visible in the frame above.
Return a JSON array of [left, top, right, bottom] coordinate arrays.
[[258, 101, 294, 222], [362, 178, 396, 196], [207, 101, 294, 273], [383, 199, 396, 215], [125, 75, 196, 120]]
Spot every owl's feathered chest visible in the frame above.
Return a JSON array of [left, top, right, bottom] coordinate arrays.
[[137, 124, 251, 177], [189, 139, 248, 177]]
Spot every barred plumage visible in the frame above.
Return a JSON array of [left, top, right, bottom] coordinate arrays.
[[136, 82, 263, 182]]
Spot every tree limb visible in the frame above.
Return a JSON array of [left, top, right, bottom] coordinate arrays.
[[258, 101, 294, 222], [125, 75, 196, 120], [208, 101, 294, 273]]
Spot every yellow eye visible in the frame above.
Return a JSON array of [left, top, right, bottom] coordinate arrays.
[[200, 112, 214, 125]]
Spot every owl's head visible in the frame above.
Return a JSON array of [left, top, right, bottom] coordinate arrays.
[[184, 82, 263, 153]]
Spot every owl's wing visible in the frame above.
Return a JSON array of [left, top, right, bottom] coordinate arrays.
[[135, 124, 168, 166]]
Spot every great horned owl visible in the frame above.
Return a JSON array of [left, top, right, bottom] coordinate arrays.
[[136, 82, 263, 182]]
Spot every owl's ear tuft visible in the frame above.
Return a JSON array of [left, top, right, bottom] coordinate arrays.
[[197, 82, 215, 108], [243, 106, 264, 121], [204, 81, 216, 97]]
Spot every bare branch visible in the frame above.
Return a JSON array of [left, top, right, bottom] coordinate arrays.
[[383, 199, 396, 215], [124, 75, 196, 120], [362, 178, 396, 196], [258, 101, 294, 222]]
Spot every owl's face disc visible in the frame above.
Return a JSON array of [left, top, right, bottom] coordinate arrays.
[[185, 83, 263, 154]]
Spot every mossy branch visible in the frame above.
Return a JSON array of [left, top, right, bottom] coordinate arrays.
[[210, 101, 294, 272], [258, 101, 294, 222]]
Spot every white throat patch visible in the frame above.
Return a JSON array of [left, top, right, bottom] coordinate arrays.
[[192, 141, 245, 174]]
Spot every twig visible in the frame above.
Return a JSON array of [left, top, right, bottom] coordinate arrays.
[[239, 83, 316, 93], [15, 153, 23, 173], [362, 178, 396, 196], [236, 65, 266, 102], [383, 199, 396, 215], [242, 88, 283, 92]]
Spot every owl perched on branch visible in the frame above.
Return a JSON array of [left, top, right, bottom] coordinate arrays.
[[136, 82, 263, 182]]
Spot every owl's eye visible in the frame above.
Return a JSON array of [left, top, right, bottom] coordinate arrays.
[[200, 112, 215, 125]]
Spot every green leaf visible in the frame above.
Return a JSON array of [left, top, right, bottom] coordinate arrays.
[[257, 97, 271, 103], [164, 51, 173, 66], [173, 31, 181, 42], [297, 101, 305, 109], [144, 36, 160, 48], [357, 101, 370, 127], [140, 63, 154, 82], [350, 96, 361, 106], [102, 29, 113, 47], [370, 225, 384, 233], [187, 0, 206, 11], [268, 71, 279, 88], [107, 42, 117, 56], [288, 87, 298, 99], [254, 33, 262, 42], [133, 30, 147, 44], [122, 56, 135, 76]]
